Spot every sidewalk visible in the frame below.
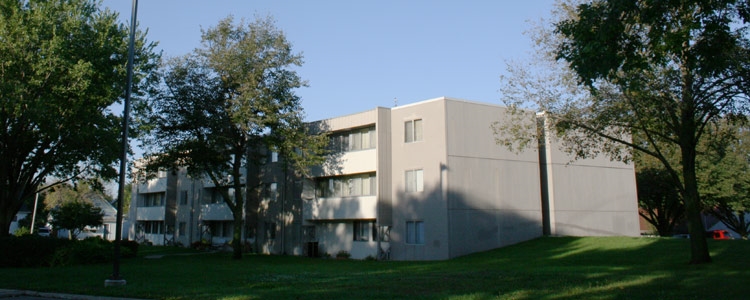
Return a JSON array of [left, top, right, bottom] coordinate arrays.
[[0, 289, 148, 300]]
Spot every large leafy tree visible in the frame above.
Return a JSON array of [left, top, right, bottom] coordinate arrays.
[[140, 16, 326, 259], [497, 0, 750, 264], [551, 0, 750, 264], [0, 0, 159, 236]]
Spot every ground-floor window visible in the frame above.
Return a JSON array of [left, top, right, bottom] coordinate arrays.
[[354, 220, 376, 241], [178, 222, 186, 237], [406, 221, 424, 244], [208, 221, 232, 238], [140, 221, 164, 234], [265, 222, 277, 240]]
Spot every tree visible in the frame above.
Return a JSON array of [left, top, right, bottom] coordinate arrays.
[[140, 16, 326, 259], [496, 0, 750, 264], [0, 0, 160, 236], [50, 200, 103, 239], [699, 123, 750, 239], [636, 167, 685, 237]]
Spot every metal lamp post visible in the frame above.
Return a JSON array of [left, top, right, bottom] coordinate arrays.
[[106, 0, 138, 287]]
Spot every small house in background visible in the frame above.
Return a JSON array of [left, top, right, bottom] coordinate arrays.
[[55, 196, 118, 240]]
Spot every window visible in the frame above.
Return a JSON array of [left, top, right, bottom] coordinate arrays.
[[263, 183, 277, 200], [140, 221, 164, 234], [303, 225, 316, 240], [208, 187, 234, 204], [354, 221, 376, 242], [270, 151, 279, 163], [405, 169, 424, 192], [328, 126, 376, 152], [265, 222, 277, 240], [316, 173, 377, 198], [406, 221, 424, 244], [141, 193, 165, 207], [209, 221, 232, 238], [178, 222, 186, 237], [180, 190, 188, 205], [405, 119, 423, 143]]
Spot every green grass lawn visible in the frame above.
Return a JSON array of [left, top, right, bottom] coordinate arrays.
[[1, 236, 748, 299]]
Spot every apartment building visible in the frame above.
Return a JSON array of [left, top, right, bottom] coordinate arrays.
[[128, 97, 640, 260]]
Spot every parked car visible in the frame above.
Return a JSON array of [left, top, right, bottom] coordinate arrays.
[[36, 227, 51, 237], [707, 230, 732, 240]]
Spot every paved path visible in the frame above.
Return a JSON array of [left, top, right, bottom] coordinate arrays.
[[0, 289, 148, 300]]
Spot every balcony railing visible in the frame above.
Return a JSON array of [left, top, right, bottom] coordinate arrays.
[[304, 195, 377, 220]]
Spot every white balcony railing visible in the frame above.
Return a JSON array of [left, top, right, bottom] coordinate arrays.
[[135, 206, 166, 221], [200, 203, 233, 221], [303, 195, 377, 220]]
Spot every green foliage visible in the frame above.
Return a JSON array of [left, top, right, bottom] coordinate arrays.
[[139, 15, 325, 259], [0, 0, 160, 237], [335, 250, 351, 259], [500, 0, 750, 264], [120, 239, 139, 258], [50, 237, 113, 267], [50, 201, 103, 239], [636, 167, 684, 237], [0, 235, 72, 267], [12, 226, 31, 237]]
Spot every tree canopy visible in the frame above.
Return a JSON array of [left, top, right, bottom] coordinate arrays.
[[496, 0, 750, 264], [0, 0, 159, 236], [50, 200, 103, 239], [139, 16, 326, 259]]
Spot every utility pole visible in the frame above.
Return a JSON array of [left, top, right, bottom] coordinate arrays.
[[106, 0, 138, 287]]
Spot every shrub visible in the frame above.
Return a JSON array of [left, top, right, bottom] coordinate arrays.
[[50, 238, 112, 267], [13, 226, 31, 236], [120, 239, 139, 258], [335, 250, 351, 259], [0, 235, 71, 267]]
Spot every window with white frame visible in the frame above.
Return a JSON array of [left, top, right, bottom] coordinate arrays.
[[316, 173, 377, 198], [328, 126, 376, 152], [178, 222, 186, 237], [405, 119, 423, 143], [406, 221, 424, 244], [141, 192, 165, 207], [140, 221, 164, 234], [353, 220, 376, 242], [405, 169, 424, 192]]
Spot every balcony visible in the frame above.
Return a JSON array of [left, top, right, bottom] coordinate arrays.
[[135, 206, 165, 221], [201, 203, 233, 221], [304, 195, 377, 221], [136, 177, 167, 193]]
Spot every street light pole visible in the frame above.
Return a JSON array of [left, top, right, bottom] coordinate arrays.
[[106, 0, 138, 287]]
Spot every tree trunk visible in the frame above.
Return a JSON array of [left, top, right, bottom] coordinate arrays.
[[0, 210, 13, 237], [681, 140, 712, 264], [232, 208, 243, 260]]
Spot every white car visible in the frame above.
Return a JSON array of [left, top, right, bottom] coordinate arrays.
[[37, 227, 51, 237]]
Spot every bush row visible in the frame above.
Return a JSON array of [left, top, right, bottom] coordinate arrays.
[[0, 236, 139, 268]]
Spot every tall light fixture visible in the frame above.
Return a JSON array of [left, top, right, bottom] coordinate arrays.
[[106, 0, 138, 287]]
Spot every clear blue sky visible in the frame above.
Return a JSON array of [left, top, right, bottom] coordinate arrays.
[[101, 0, 554, 122]]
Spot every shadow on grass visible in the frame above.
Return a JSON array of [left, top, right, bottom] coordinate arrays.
[[1, 236, 748, 300]]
